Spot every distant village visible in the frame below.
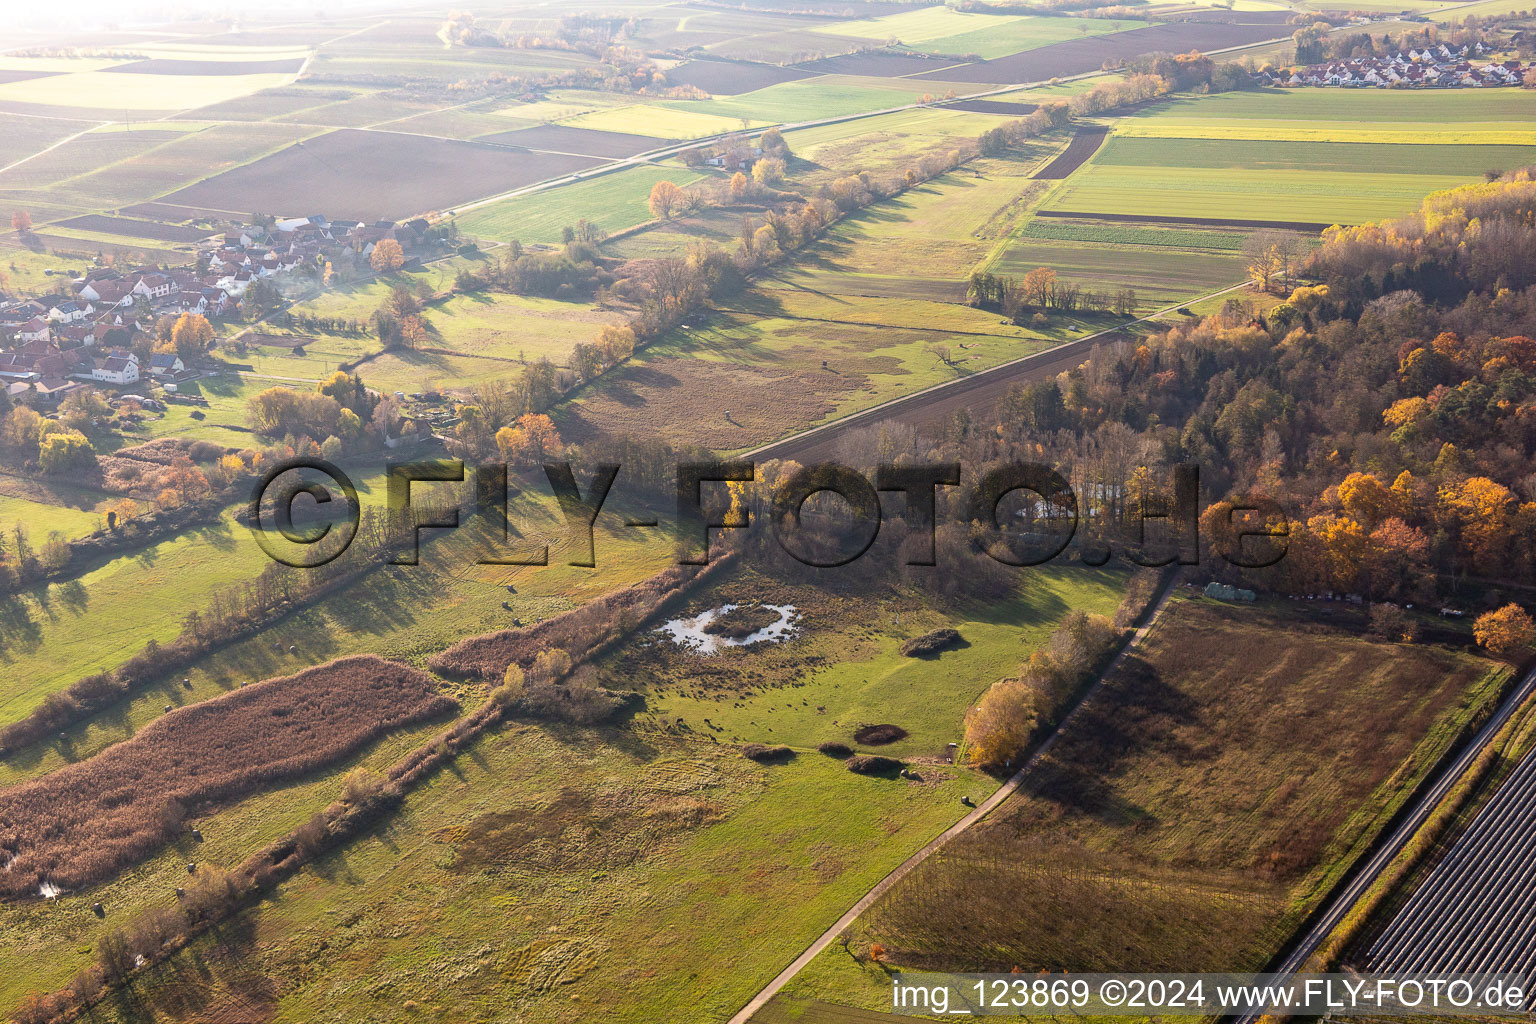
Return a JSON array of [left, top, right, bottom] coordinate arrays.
[[1256, 42, 1535, 87], [0, 214, 435, 408]]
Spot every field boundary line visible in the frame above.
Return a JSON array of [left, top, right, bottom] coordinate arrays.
[[444, 28, 1293, 225], [743, 279, 1249, 462], [726, 572, 1182, 1024]]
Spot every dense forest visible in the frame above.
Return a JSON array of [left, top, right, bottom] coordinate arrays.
[[914, 169, 1536, 602]]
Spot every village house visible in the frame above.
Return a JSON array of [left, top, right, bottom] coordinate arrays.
[[81, 348, 139, 386], [1266, 45, 1532, 88], [16, 317, 50, 344], [147, 352, 184, 379]]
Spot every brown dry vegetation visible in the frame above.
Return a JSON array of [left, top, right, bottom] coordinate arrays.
[[0, 656, 454, 898], [863, 599, 1504, 972], [429, 558, 730, 681], [556, 356, 866, 450]]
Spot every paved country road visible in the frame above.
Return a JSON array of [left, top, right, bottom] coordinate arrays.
[[725, 572, 1183, 1024]]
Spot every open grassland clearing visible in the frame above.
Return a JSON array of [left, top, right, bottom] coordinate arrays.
[[557, 157, 1101, 450], [1041, 164, 1479, 226], [812, 6, 1147, 59], [1094, 137, 1536, 175], [606, 560, 1126, 760], [659, 76, 947, 125], [492, 89, 640, 125], [777, 157, 1054, 292], [0, 656, 454, 897], [777, 598, 1509, 1015], [124, 375, 273, 444], [0, 685, 459, 1012], [456, 165, 711, 244], [561, 103, 772, 138], [995, 233, 1249, 311], [252, 290, 622, 386], [1114, 88, 1536, 135], [784, 106, 1030, 187], [551, 302, 1069, 452], [0, 483, 678, 787], [601, 205, 746, 260], [414, 291, 626, 364], [0, 507, 278, 728], [47, 724, 976, 1024], [0, 70, 297, 113], [0, 474, 108, 539], [1017, 216, 1251, 250], [911, 20, 1288, 84]]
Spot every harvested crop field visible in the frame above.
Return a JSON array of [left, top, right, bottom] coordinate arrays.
[[477, 123, 666, 157], [1034, 209, 1335, 231], [666, 58, 814, 94], [946, 98, 1038, 115], [118, 201, 205, 221], [1035, 125, 1107, 179], [102, 58, 307, 75], [56, 214, 209, 242], [855, 600, 1506, 974], [912, 21, 1285, 83], [0, 655, 455, 898], [795, 51, 969, 77], [164, 128, 601, 221]]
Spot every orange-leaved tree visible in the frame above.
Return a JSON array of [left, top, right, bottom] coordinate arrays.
[[648, 180, 686, 219], [370, 238, 405, 273], [1474, 604, 1536, 656]]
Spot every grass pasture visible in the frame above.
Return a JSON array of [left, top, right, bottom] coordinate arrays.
[[659, 77, 939, 126], [456, 165, 710, 245], [0, 70, 297, 113], [995, 234, 1248, 309], [2, 544, 1117, 1023], [777, 598, 1508, 1015], [606, 561, 1127, 759], [1042, 162, 1484, 226], [557, 155, 1149, 450], [784, 106, 1021, 186], [809, 7, 1144, 59], [562, 103, 771, 138], [1052, 91, 1536, 225], [42, 724, 975, 1024]]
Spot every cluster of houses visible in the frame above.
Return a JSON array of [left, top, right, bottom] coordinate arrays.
[[0, 213, 433, 407], [1256, 43, 1533, 88]]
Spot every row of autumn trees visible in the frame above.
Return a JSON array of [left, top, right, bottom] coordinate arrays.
[[911, 169, 1536, 607], [246, 370, 405, 457], [444, 134, 984, 457]]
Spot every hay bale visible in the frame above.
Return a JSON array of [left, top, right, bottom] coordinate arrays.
[[741, 743, 793, 763], [847, 754, 903, 776], [899, 628, 961, 658]]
